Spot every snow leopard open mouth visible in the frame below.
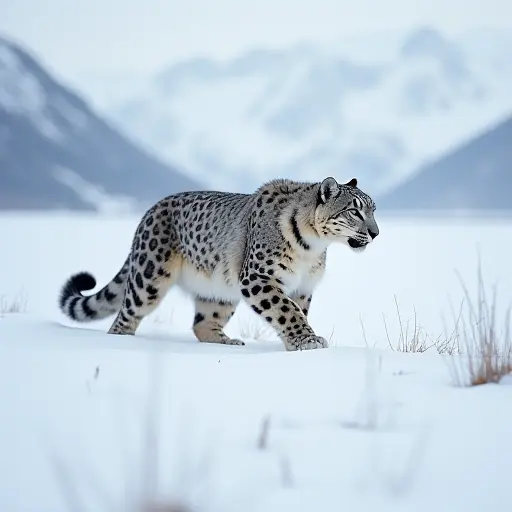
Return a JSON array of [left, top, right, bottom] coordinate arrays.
[[348, 238, 367, 249]]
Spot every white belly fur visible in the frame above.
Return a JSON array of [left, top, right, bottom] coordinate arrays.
[[177, 260, 323, 302], [177, 264, 242, 302]]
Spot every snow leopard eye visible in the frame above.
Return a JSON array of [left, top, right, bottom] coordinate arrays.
[[347, 209, 364, 221], [352, 197, 363, 209]]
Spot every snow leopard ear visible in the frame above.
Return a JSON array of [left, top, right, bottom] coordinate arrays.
[[319, 177, 340, 204], [345, 178, 358, 188]]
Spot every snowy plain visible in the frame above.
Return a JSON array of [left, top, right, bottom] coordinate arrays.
[[1, 212, 512, 512]]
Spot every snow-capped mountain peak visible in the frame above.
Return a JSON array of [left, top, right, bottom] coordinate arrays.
[[0, 36, 88, 143], [0, 35, 200, 212], [399, 27, 464, 66], [108, 27, 512, 194]]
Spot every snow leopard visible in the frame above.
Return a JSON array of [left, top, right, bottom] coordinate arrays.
[[59, 177, 379, 351]]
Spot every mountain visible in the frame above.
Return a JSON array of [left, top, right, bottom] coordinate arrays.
[[377, 114, 512, 211], [0, 35, 201, 212], [107, 27, 512, 196]]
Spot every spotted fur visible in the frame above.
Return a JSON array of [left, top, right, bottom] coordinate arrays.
[[59, 177, 379, 351]]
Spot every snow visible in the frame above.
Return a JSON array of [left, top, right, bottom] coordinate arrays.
[[53, 97, 89, 131], [1, 212, 512, 512], [53, 167, 140, 214]]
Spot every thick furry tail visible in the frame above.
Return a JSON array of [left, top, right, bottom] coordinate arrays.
[[59, 258, 130, 322]]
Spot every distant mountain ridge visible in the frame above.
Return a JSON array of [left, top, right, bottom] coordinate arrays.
[[0, 35, 201, 212], [377, 113, 512, 211], [108, 27, 512, 196]]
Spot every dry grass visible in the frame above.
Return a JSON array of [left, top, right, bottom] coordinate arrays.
[[383, 299, 433, 353], [359, 314, 377, 349], [0, 291, 27, 315], [341, 348, 384, 431], [53, 354, 194, 512], [256, 415, 295, 488], [327, 324, 336, 346], [379, 296, 459, 355], [449, 262, 512, 387], [257, 415, 271, 450]]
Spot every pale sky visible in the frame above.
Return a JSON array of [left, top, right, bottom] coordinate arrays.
[[2, 0, 511, 89]]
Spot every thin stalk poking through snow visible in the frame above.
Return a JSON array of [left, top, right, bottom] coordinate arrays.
[[450, 259, 512, 386]]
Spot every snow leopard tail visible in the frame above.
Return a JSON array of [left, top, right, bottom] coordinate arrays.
[[58, 257, 130, 322]]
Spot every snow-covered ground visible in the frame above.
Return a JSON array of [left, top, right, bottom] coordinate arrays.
[[1, 212, 511, 512]]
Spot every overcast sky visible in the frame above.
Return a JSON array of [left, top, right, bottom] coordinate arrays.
[[2, 0, 511, 88]]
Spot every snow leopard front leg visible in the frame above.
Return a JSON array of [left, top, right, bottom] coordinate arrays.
[[238, 269, 327, 351]]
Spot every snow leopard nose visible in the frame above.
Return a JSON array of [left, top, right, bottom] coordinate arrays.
[[368, 229, 378, 240]]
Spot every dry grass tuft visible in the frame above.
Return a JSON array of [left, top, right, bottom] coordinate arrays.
[[383, 298, 433, 353], [0, 291, 27, 315], [53, 354, 194, 512], [257, 415, 272, 450], [449, 262, 512, 387], [381, 296, 459, 354]]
